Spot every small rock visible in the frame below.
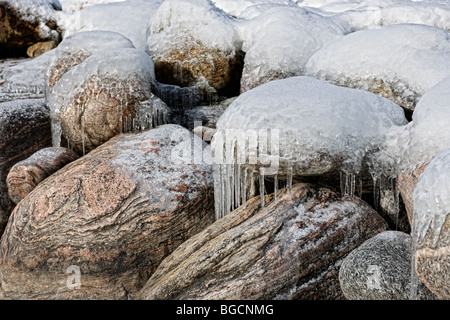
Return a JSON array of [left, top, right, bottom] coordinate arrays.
[[26, 41, 57, 58], [339, 231, 436, 300], [6, 147, 79, 204]]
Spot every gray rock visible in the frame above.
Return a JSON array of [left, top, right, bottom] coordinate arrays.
[[339, 231, 437, 300]]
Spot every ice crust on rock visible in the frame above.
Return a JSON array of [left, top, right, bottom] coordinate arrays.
[[236, 6, 347, 92], [2, 50, 54, 96], [212, 0, 299, 17], [3, 0, 61, 22], [57, 0, 164, 50], [47, 47, 156, 149], [58, 0, 126, 12], [413, 148, 450, 246], [45, 30, 135, 93], [147, 0, 238, 54], [212, 76, 407, 219], [373, 75, 450, 179], [305, 24, 450, 112]]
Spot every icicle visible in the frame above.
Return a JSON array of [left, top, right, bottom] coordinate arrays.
[[81, 113, 86, 156], [410, 214, 419, 300], [242, 165, 247, 209], [287, 166, 293, 196], [260, 168, 265, 208], [274, 174, 278, 201], [372, 175, 380, 212], [51, 119, 62, 148], [235, 163, 241, 210], [391, 177, 400, 230]]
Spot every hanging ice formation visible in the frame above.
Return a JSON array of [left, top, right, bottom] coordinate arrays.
[[210, 76, 408, 221], [212, 127, 288, 220]]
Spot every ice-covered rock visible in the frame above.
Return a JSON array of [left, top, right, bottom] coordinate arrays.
[[237, 6, 346, 92], [0, 125, 215, 299], [339, 231, 436, 300], [305, 24, 450, 114], [333, 0, 450, 32], [47, 47, 165, 154], [58, 0, 165, 50], [146, 0, 244, 100], [212, 76, 407, 219], [412, 148, 450, 299], [137, 183, 387, 300], [375, 76, 450, 221], [45, 30, 135, 94], [0, 0, 61, 58]]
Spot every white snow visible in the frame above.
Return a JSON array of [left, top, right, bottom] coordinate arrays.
[[413, 148, 450, 246], [211, 0, 299, 17], [58, 0, 125, 12], [3, 0, 61, 21], [57, 0, 164, 50], [147, 0, 239, 55], [305, 24, 450, 108], [236, 6, 347, 92]]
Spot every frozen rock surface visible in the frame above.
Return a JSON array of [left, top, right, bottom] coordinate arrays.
[[237, 6, 346, 92], [212, 76, 407, 218], [413, 148, 450, 299], [47, 47, 158, 153], [0, 125, 215, 299], [146, 0, 244, 99], [57, 0, 164, 50], [137, 183, 387, 300], [305, 24, 450, 113], [339, 231, 436, 300]]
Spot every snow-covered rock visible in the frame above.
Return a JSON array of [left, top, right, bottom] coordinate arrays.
[[212, 76, 407, 218], [146, 0, 244, 99], [305, 24, 450, 113], [237, 6, 346, 92], [413, 148, 450, 299], [57, 0, 164, 50]]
